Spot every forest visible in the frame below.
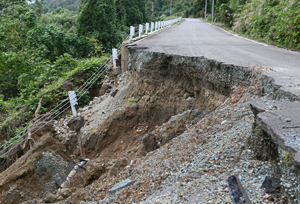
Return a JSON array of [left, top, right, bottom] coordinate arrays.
[[1, 0, 300, 151]]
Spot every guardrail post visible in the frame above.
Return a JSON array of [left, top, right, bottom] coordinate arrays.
[[151, 22, 154, 33], [112, 48, 118, 68], [130, 26, 135, 40], [146, 23, 149, 34], [68, 91, 78, 117], [139, 24, 143, 38]]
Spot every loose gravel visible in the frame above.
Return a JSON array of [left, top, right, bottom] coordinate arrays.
[[72, 86, 282, 204]]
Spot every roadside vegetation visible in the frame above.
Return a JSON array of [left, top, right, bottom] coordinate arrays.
[[156, 0, 300, 50]]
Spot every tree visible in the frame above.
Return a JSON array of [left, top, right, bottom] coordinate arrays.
[[77, 0, 122, 51], [39, 7, 78, 33], [35, 0, 49, 17]]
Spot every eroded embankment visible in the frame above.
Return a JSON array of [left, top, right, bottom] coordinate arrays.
[[128, 47, 255, 98], [83, 48, 261, 162], [1, 47, 299, 204]]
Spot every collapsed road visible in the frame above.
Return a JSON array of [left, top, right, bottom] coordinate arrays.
[[1, 18, 300, 204]]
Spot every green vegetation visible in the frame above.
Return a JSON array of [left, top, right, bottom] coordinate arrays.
[[39, 7, 78, 33], [281, 149, 294, 167], [233, 0, 300, 49], [128, 97, 137, 105], [0, 0, 114, 143], [44, 0, 81, 12], [116, 0, 147, 26], [77, 0, 122, 51]]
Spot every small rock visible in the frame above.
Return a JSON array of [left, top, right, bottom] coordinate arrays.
[[145, 95, 151, 101], [188, 171, 202, 178], [221, 120, 227, 125], [86, 159, 106, 179], [67, 116, 85, 132], [109, 178, 136, 194], [108, 157, 128, 176], [260, 176, 272, 193], [286, 118, 292, 122], [60, 188, 72, 198], [143, 133, 160, 152], [44, 192, 56, 203]]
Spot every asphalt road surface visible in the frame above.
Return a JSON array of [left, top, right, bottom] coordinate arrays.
[[135, 18, 300, 97]]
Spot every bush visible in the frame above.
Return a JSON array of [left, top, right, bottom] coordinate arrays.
[[233, 0, 300, 49]]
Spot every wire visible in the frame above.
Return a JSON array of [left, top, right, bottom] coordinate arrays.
[[1, 103, 71, 158], [0, 98, 70, 150], [0, 100, 71, 154]]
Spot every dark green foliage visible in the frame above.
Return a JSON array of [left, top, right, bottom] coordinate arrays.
[[39, 7, 78, 33], [77, 0, 122, 51], [217, 3, 233, 26], [45, 0, 81, 12], [22, 11, 37, 28], [116, 0, 147, 26], [34, 0, 49, 16]]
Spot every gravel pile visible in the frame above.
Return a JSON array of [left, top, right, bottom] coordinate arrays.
[[77, 86, 282, 204]]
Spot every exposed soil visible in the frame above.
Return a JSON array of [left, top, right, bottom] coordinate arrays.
[[0, 48, 288, 204]]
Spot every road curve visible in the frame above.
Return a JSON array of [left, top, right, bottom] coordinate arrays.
[[135, 18, 300, 97]]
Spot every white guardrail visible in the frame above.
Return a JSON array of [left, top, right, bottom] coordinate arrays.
[[130, 17, 182, 40], [0, 17, 182, 159]]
